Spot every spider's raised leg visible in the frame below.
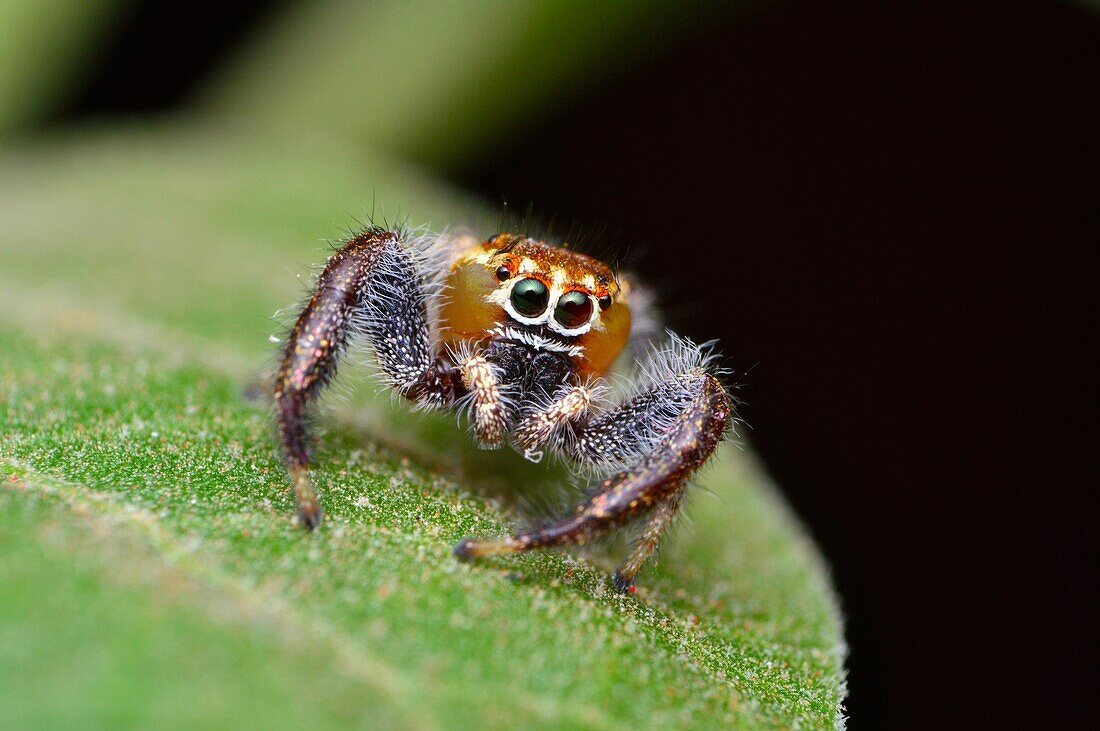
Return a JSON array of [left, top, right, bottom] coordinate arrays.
[[455, 337, 733, 591], [275, 228, 458, 528]]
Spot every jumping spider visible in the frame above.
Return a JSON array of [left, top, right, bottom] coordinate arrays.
[[274, 228, 733, 592]]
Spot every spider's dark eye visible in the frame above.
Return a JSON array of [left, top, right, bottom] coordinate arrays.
[[554, 291, 594, 329], [509, 278, 549, 317], [495, 265, 511, 281], [598, 294, 613, 310]]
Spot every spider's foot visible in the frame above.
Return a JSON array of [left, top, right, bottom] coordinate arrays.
[[453, 537, 477, 562], [290, 466, 322, 530], [611, 570, 637, 594], [296, 504, 322, 531], [453, 536, 519, 561]]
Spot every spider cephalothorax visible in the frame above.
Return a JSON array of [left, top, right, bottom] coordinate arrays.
[[275, 227, 733, 591]]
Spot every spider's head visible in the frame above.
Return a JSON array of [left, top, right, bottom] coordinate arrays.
[[440, 233, 633, 376]]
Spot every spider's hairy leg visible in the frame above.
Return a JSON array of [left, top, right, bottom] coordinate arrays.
[[613, 488, 686, 592], [456, 340, 733, 590], [513, 383, 600, 462], [275, 228, 459, 529], [457, 351, 511, 448]]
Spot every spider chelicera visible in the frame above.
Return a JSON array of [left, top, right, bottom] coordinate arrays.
[[274, 227, 734, 592]]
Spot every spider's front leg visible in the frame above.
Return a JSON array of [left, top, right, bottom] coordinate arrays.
[[456, 338, 734, 592], [457, 351, 512, 449], [275, 228, 458, 528]]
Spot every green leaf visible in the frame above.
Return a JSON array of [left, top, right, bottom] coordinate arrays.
[[0, 127, 846, 728]]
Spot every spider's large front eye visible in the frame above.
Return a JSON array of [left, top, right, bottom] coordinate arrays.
[[509, 277, 549, 317], [553, 291, 594, 329]]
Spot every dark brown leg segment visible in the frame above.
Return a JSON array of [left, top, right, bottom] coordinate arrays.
[[275, 228, 458, 529], [612, 488, 686, 592], [455, 374, 732, 590]]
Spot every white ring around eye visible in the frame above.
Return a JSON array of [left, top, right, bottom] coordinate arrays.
[[500, 277, 551, 326], [545, 294, 599, 337]]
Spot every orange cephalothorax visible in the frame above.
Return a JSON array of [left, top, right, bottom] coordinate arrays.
[[438, 234, 632, 377]]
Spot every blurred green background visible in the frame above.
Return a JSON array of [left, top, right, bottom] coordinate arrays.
[[0, 2, 850, 729]]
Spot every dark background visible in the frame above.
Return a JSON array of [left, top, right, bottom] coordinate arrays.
[[56, 1, 1098, 726]]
